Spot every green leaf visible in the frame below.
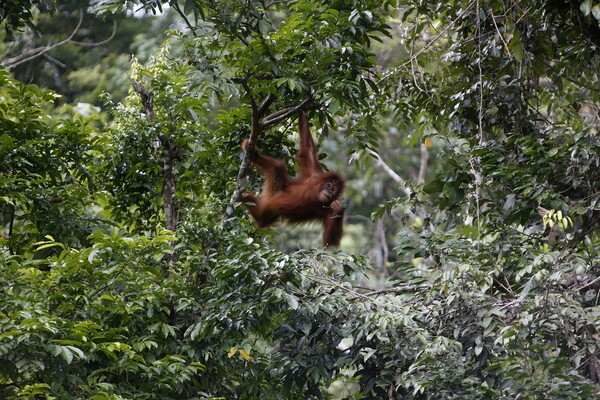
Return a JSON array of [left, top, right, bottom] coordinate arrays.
[[503, 194, 516, 211], [508, 30, 524, 61], [185, 322, 203, 341], [593, 5, 600, 20], [0, 196, 14, 205], [581, 0, 592, 15]]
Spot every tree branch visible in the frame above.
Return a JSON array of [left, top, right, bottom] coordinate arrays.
[[130, 80, 178, 265], [567, 216, 600, 249], [535, 54, 600, 93], [352, 284, 431, 297], [259, 98, 312, 129], [381, 0, 476, 80], [258, 93, 276, 115], [131, 80, 155, 121], [1, 12, 117, 69], [171, 2, 197, 36], [70, 19, 117, 47], [367, 149, 412, 197]]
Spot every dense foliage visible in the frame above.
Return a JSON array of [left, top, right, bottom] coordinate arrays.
[[1, 0, 600, 399]]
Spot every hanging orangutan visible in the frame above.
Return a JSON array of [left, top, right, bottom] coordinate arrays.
[[241, 110, 345, 247]]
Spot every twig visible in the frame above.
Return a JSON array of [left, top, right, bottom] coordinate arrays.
[[367, 149, 412, 197], [171, 2, 197, 36], [567, 219, 600, 249], [309, 273, 425, 310], [489, 10, 511, 56], [42, 53, 66, 68], [1, 11, 116, 69], [258, 93, 276, 115], [260, 99, 312, 128], [417, 142, 428, 185], [4, 10, 83, 68], [70, 19, 117, 47], [577, 276, 600, 292], [381, 0, 476, 82], [353, 284, 431, 297], [476, 0, 484, 145], [535, 54, 600, 93]]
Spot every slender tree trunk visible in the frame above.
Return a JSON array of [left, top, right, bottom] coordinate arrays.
[[417, 141, 429, 221], [162, 137, 179, 233], [8, 204, 15, 255], [162, 137, 179, 267], [417, 141, 428, 185], [132, 81, 179, 266], [374, 216, 389, 273]]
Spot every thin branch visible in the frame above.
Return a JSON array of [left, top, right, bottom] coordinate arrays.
[[311, 272, 429, 307], [417, 141, 428, 185], [352, 284, 431, 297], [476, 0, 484, 144], [513, 6, 533, 26], [2, 12, 117, 69], [171, 2, 197, 36], [3, 11, 83, 69], [489, 10, 511, 56], [535, 55, 600, 93], [2, 45, 50, 67], [42, 53, 66, 69], [567, 219, 600, 249], [576, 275, 600, 292], [260, 99, 312, 128], [235, 75, 258, 114], [409, 23, 430, 96], [258, 93, 276, 116], [236, 31, 250, 46], [70, 20, 118, 47], [382, 0, 476, 81], [367, 149, 412, 197]]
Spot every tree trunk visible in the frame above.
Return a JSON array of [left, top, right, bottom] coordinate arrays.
[[162, 137, 179, 233]]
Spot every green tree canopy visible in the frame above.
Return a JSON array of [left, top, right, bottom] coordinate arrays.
[[1, 0, 600, 399]]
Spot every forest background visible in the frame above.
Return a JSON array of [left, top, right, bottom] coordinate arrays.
[[1, 0, 600, 399]]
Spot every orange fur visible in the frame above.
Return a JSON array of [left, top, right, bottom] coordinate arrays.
[[242, 111, 345, 247]]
